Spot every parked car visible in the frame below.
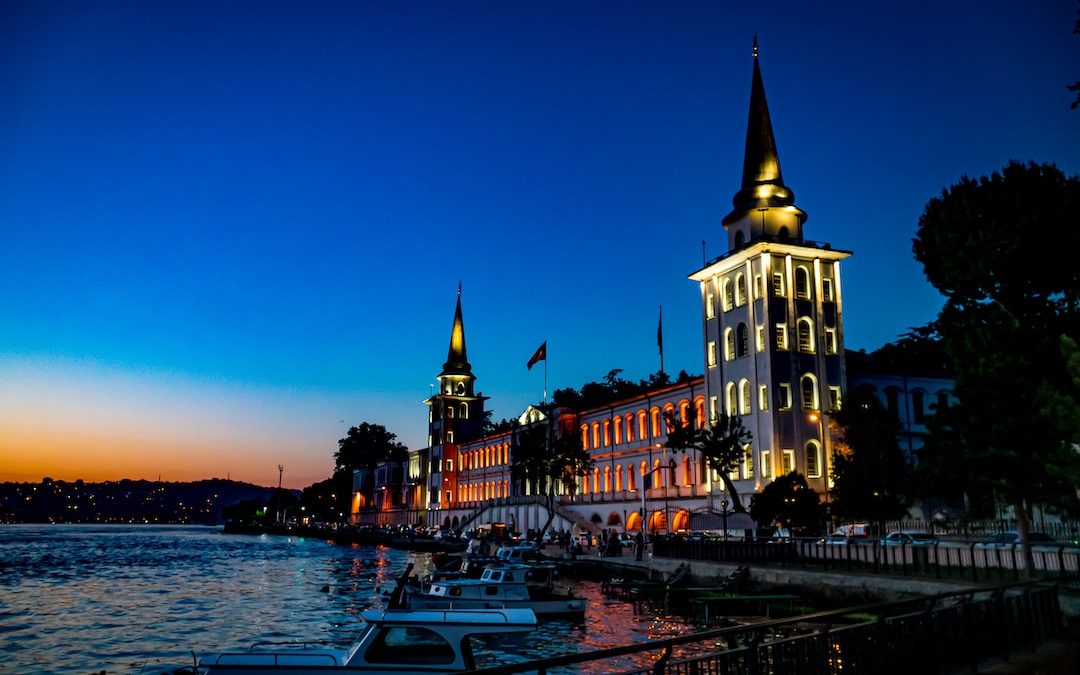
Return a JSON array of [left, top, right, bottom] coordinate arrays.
[[617, 533, 634, 548], [881, 531, 939, 547], [979, 531, 1057, 548]]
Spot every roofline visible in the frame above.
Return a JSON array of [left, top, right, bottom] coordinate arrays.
[[690, 240, 852, 281]]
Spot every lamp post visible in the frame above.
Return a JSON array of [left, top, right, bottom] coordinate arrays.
[[640, 457, 676, 542], [721, 498, 729, 542], [809, 411, 831, 532]]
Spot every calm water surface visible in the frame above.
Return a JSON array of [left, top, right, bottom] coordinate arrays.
[[0, 525, 711, 674]]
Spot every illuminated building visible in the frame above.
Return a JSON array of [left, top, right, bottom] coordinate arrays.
[[690, 41, 850, 501]]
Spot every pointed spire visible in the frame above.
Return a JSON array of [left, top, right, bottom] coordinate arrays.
[[442, 286, 471, 376], [723, 36, 799, 226]]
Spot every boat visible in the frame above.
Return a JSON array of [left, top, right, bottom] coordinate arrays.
[[406, 563, 586, 620], [197, 607, 537, 674]]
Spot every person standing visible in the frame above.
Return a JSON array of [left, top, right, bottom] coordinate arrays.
[[634, 531, 645, 561]]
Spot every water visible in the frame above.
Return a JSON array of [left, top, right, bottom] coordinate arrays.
[[0, 525, 711, 674]]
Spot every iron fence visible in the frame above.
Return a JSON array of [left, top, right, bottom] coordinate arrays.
[[466, 583, 1062, 675]]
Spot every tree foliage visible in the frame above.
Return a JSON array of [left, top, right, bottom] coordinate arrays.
[[912, 161, 1080, 570], [552, 368, 697, 410], [509, 413, 594, 536], [749, 472, 823, 535], [335, 422, 408, 473], [663, 410, 753, 513], [830, 387, 911, 525]]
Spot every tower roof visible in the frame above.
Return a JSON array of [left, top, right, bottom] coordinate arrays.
[[723, 37, 801, 226], [441, 285, 472, 377]]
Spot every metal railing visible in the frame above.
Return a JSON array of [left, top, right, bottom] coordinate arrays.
[[651, 537, 1080, 580], [466, 583, 1062, 675]]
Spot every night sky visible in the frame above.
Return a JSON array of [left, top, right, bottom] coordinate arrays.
[[2, 1, 1078, 487]]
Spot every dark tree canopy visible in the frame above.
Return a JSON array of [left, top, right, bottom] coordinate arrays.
[[509, 413, 593, 536], [749, 472, 823, 535], [830, 388, 911, 525], [335, 422, 408, 473], [663, 410, 752, 513], [912, 161, 1080, 570], [552, 369, 698, 410]]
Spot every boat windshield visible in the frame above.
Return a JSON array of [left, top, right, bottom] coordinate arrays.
[[363, 626, 456, 665]]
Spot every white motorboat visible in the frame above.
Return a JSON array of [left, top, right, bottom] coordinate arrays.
[[407, 564, 586, 620], [198, 608, 537, 674]]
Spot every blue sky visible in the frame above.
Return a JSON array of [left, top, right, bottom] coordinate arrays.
[[1, 1, 1078, 487]]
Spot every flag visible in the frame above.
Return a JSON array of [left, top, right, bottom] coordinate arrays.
[[527, 341, 547, 370], [657, 306, 664, 356]]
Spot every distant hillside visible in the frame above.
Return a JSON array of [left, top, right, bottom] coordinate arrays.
[[0, 477, 296, 524]]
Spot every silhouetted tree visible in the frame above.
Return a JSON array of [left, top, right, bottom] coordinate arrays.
[[663, 410, 752, 512], [913, 161, 1080, 575], [831, 388, 911, 529], [749, 472, 823, 535]]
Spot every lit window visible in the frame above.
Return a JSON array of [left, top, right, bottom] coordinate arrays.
[[797, 318, 814, 352], [772, 272, 785, 297], [761, 450, 772, 479], [460, 403, 468, 419], [446, 406, 454, 419], [806, 441, 822, 478], [825, 328, 837, 355], [800, 374, 819, 411], [782, 449, 795, 475], [795, 267, 811, 300], [775, 323, 789, 350], [743, 445, 754, 479], [736, 323, 749, 357], [822, 278, 834, 302], [778, 383, 792, 410], [829, 386, 842, 411], [756, 325, 766, 351], [614, 417, 623, 444], [758, 385, 769, 411], [709, 396, 718, 423], [625, 414, 636, 442], [447, 459, 453, 472], [446, 431, 454, 443], [726, 382, 737, 416], [706, 292, 715, 319], [592, 423, 601, 448], [739, 379, 752, 415], [707, 341, 717, 367], [581, 425, 589, 450], [724, 329, 735, 361], [722, 279, 733, 311], [735, 273, 747, 306], [603, 420, 611, 446], [754, 274, 764, 299]]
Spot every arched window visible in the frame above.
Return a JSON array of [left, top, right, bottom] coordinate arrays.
[[613, 416, 623, 444], [739, 379, 752, 415], [679, 400, 690, 427], [724, 328, 735, 361], [626, 464, 636, 491], [640, 461, 648, 488], [682, 456, 692, 485], [602, 420, 611, 446], [650, 408, 661, 437], [779, 226, 790, 240], [806, 440, 822, 478], [582, 473, 590, 494], [795, 266, 811, 299], [592, 422, 601, 448], [797, 317, 814, 352], [734, 230, 745, 248], [663, 404, 676, 433], [736, 323, 749, 357], [460, 403, 468, 419], [581, 425, 589, 450], [593, 467, 601, 493], [735, 273, 747, 305], [603, 466, 612, 493], [801, 374, 819, 410], [653, 459, 663, 488], [615, 464, 623, 492], [722, 278, 733, 311], [625, 414, 636, 442], [638, 411, 648, 440], [726, 382, 737, 416], [695, 398, 706, 428]]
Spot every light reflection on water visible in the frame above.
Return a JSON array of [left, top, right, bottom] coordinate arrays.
[[0, 525, 712, 674]]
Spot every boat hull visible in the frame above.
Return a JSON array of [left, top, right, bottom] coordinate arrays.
[[406, 596, 586, 620]]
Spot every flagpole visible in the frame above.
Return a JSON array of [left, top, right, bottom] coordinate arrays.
[[543, 350, 548, 405], [658, 305, 665, 375]]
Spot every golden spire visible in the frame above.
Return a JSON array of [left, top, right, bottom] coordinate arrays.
[[442, 286, 472, 376]]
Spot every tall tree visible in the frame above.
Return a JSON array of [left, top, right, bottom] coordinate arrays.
[[331, 422, 409, 522], [663, 410, 753, 512], [509, 413, 594, 537], [830, 388, 911, 529], [913, 161, 1080, 574]]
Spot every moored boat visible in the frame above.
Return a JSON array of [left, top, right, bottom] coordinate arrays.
[[406, 564, 586, 620], [197, 607, 537, 674]]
